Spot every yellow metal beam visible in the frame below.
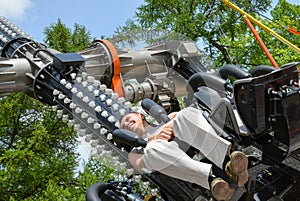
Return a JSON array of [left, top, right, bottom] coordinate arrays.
[[221, 0, 300, 54]]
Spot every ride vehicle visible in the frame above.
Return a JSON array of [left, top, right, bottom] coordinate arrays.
[[0, 16, 299, 200]]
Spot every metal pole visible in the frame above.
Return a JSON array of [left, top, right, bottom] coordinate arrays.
[[243, 16, 279, 68]]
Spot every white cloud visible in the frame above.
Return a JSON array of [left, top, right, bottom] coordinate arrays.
[[0, 0, 34, 21]]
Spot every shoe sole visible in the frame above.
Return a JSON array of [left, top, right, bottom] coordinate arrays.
[[230, 151, 249, 187], [211, 178, 235, 201]]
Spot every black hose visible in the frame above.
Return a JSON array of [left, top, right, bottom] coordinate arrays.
[[113, 129, 147, 148], [248, 65, 277, 77], [141, 98, 170, 123], [86, 182, 110, 201], [187, 72, 232, 93], [219, 64, 251, 80]]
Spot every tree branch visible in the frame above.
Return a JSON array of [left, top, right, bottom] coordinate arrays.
[[210, 39, 232, 64]]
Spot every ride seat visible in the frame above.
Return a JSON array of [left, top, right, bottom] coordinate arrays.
[[208, 97, 248, 137]]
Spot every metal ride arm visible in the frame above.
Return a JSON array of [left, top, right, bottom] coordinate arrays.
[[0, 16, 134, 172], [0, 17, 206, 112]]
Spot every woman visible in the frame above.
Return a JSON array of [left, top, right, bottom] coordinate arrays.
[[120, 107, 248, 201]]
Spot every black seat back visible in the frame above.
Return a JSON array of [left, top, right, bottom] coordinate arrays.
[[233, 63, 300, 163]]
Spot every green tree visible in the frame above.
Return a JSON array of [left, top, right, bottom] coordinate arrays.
[[268, 0, 300, 65], [0, 93, 79, 200], [70, 23, 92, 52], [43, 18, 91, 52], [21, 156, 121, 201]]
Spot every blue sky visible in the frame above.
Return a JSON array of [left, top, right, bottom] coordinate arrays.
[[0, 0, 299, 43], [0, 0, 144, 42]]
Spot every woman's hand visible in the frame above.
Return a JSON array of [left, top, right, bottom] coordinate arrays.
[[147, 121, 175, 143], [168, 112, 178, 120]]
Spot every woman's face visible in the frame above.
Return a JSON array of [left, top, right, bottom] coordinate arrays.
[[120, 113, 145, 137]]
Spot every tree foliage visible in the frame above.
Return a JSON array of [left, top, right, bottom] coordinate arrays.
[[268, 0, 300, 65], [0, 88, 121, 201], [43, 18, 91, 52], [21, 156, 120, 201], [0, 93, 79, 200]]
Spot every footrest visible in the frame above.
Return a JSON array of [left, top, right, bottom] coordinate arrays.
[[230, 186, 247, 201]]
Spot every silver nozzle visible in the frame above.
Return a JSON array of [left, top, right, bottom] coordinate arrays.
[[0, 57, 33, 97]]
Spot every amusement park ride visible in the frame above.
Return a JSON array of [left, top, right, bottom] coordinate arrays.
[[0, 1, 300, 200]]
